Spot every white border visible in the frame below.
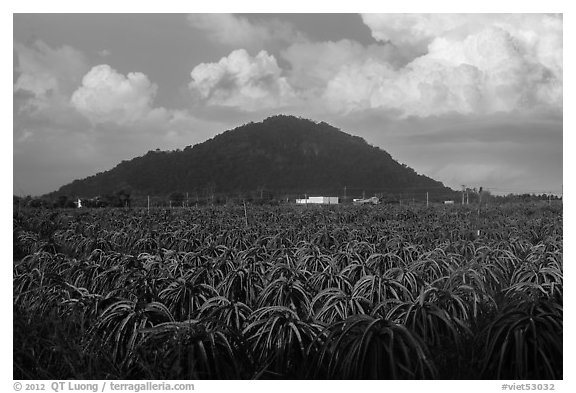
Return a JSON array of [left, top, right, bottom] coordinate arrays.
[[4, 2, 572, 392]]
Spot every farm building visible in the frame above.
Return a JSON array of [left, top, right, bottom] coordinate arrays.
[[296, 196, 339, 205]]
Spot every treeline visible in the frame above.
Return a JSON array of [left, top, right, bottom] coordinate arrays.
[[14, 190, 132, 209], [14, 189, 561, 210]]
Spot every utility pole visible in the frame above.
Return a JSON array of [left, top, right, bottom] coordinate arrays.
[[243, 200, 248, 227], [548, 193, 551, 206], [147, 195, 150, 212], [344, 186, 347, 202], [466, 190, 469, 205], [461, 185, 465, 205], [426, 192, 429, 207], [478, 187, 483, 217]]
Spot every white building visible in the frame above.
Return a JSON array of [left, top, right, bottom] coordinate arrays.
[[296, 196, 339, 205]]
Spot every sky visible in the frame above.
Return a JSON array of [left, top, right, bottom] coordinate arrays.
[[12, 12, 563, 196]]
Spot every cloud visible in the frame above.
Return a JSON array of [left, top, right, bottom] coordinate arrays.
[[361, 14, 477, 51], [13, 40, 92, 147], [187, 13, 302, 48], [361, 14, 561, 58], [189, 14, 561, 118], [320, 14, 563, 117], [188, 49, 296, 111], [280, 39, 397, 91], [187, 40, 400, 113], [14, 40, 89, 113], [70, 64, 223, 134], [71, 64, 162, 125]]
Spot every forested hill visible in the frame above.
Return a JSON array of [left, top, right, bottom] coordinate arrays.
[[49, 115, 453, 199]]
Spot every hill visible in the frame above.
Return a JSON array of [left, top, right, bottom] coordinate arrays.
[[48, 115, 454, 200]]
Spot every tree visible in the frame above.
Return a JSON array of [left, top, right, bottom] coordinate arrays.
[[169, 192, 185, 206], [116, 189, 131, 208], [29, 198, 48, 208], [54, 195, 74, 208]]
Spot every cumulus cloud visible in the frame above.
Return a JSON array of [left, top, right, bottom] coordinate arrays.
[[189, 49, 296, 111], [187, 13, 302, 48], [187, 40, 398, 112], [188, 14, 561, 118], [70, 64, 223, 143], [361, 14, 561, 59], [71, 64, 162, 125], [361, 14, 476, 51], [280, 39, 397, 91], [320, 14, 563, 117]]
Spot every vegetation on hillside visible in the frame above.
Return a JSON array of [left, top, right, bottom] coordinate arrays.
[[47, 115, 452, 199]]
